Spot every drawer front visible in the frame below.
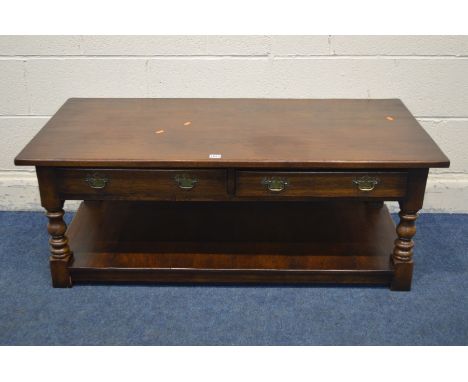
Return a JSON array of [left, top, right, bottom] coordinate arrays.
[[55, 169, 227, 200], [236, 171, 407, 198]]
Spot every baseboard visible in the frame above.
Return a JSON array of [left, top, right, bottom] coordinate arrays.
[[1, 171, 467, 213]]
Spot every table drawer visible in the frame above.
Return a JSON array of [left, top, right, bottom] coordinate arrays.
[[55, 169, 227, 200], [236, 171, 407, 198]]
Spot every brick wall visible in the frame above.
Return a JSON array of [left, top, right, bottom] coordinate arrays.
[[1, 36, 467, 211]]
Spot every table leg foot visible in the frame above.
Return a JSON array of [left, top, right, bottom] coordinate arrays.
[[50, 256, 72, 287], [391, 260, 413, 291]]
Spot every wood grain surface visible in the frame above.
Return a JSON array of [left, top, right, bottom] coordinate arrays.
[[15, 98, 449, 169]]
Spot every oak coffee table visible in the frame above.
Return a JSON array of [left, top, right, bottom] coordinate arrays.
[[15, 99, 450, 290]]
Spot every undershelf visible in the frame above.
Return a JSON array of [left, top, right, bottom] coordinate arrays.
[[67, 200, 396, 285]]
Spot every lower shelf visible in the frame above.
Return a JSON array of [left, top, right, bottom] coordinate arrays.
[[67, 201, 396, 285]]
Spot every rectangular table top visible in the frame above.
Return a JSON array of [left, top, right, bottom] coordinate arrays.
[[15, 98, 449, 169]]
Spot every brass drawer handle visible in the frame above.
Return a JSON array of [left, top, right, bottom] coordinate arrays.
[[262, 177, 289, 193], [175, 174, 198, 190], [85, 173, 109, 189], [353, 176, 379, 192]]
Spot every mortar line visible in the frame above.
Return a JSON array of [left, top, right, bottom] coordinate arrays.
[[0, 115, 52, 118], [0, 55, 270, 60], [1, 55, 468, 60]]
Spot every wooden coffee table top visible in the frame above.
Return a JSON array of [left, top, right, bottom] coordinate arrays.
[[15, 98, 449, 169]]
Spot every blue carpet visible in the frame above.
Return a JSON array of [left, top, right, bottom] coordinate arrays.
[[0, 211, 467, 345]]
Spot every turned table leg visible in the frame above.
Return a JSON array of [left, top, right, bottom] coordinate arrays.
[[46, 204, 73, 287], [390, 169, 428, 291], [391, 208, 418, 291], [36, 167, 73, 287]]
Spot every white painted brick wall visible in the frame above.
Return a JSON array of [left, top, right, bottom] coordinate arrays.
[[1, 36, 467, 211]]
